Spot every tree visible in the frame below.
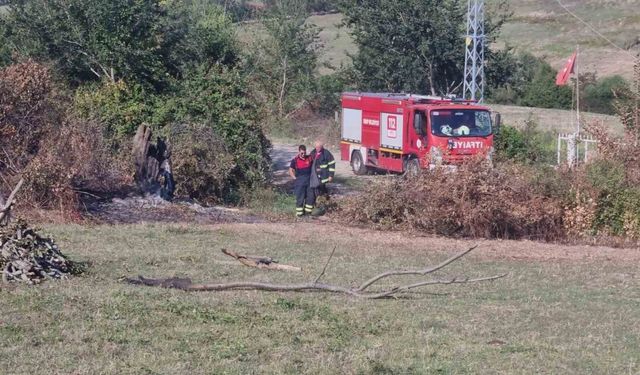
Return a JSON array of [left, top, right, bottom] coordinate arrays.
[[488, 52, 573, 110], [165, 0, 240, 70], [519, 63, 572, 109], [338, 0, 508, 96], [1, 0, 185, 88], [249, 0, 320, 120], [583, 75, 629, 114]]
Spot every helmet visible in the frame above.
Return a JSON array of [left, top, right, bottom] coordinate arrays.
[[456, 125, 470, 136]]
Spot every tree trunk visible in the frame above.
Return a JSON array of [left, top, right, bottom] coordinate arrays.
[[132, 124, 173, 199], [428, 62, 437, 96]]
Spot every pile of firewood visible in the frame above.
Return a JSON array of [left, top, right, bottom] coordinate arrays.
[[0, 220, 82, 284]]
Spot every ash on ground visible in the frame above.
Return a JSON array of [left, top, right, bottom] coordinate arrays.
[[85, 194, 264, 224]]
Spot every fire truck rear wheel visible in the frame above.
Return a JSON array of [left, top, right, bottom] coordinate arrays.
[[405, 158, 420, 177], [351, 151, 368, 175]]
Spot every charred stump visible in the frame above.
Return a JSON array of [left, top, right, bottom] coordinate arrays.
[[132, 124, 175, 200]]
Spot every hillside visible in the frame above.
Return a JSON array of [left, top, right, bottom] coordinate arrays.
[[490, 0, 639, 80], [310, 1, 639, 80]]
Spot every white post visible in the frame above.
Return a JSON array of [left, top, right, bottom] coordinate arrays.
[[557, 134, 562, 165], [584, 138, 589, 162], [567, 134, 576, 168]]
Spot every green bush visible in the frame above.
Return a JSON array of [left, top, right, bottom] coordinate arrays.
[[170, 123, 237, 204], [247, 0, 319, 121], [582, 159, 640, 237], [74, 80, 156, 152], [171, 65, 272, 189], [582, 75, 629, 114], [520, 63, 572, 109], [312, 70, 350, 115], [488, 52, 572, 110], [494, 120, 555, 164]]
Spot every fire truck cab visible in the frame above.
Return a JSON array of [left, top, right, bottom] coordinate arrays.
[[339, 92, 499, 175]]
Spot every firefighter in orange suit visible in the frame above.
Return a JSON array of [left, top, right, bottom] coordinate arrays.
[[289, 145, 313, 217], [307, 140, 336, 213]]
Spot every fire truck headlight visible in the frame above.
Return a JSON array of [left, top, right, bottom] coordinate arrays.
[[430, 146, 443, 165]]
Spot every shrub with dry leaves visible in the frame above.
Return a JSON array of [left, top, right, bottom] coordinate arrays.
[[0, 61, 127, 215], [339, 158, 565, 241]]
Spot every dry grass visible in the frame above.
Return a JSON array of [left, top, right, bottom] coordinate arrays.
[[489, 0, 639, 80], [491, 104, 623, 134], [309, 13, 355, 74], [1, 222, 638, 374]]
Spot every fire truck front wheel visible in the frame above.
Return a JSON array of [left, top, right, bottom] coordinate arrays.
[[404, 158, 421, 177], [351, 150, 368, 175]]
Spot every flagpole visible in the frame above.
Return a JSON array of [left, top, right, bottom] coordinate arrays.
[[576, 44, 580, 135]]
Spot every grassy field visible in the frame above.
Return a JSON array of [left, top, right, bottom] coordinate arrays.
[[1, 222, 638, 374], [491, 104, 622, 134], [310, 13, 354, 75]]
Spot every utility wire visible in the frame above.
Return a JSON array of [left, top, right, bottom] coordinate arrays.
[[555, 0, 637, 57]]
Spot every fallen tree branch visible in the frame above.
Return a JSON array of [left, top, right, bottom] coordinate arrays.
[[0, 179, 24, 226], [357, 245, 478, 291], [127, 247, 506, 299], [126, 274, 506, 299], [221, 248, 302, 271]]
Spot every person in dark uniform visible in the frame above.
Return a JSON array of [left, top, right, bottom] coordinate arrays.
[[307, 140, 336, 213], [289, 145, 313, 217]]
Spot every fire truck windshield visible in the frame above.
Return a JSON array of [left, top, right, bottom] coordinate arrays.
[[431, 110, 492, 137]]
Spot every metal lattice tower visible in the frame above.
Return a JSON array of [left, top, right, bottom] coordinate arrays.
[[463, 0, 485, 102]]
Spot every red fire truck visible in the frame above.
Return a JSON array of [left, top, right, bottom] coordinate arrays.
[[339, 92, 500, 175]]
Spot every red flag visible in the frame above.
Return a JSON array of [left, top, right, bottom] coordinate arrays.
[[555, 51, 577, 86]]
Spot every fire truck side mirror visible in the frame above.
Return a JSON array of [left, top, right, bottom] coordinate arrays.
[[493, 112, 502, 134], [414, 111, 427, 136]]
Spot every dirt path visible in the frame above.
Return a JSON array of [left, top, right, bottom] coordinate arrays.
[[270, 142, 379, 196]]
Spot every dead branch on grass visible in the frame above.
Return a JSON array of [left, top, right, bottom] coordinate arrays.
[[314, 245, 337, 284], [356, 245, 478, 291], [222, 248, 302, 271], [127, 246, 506, 299]]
